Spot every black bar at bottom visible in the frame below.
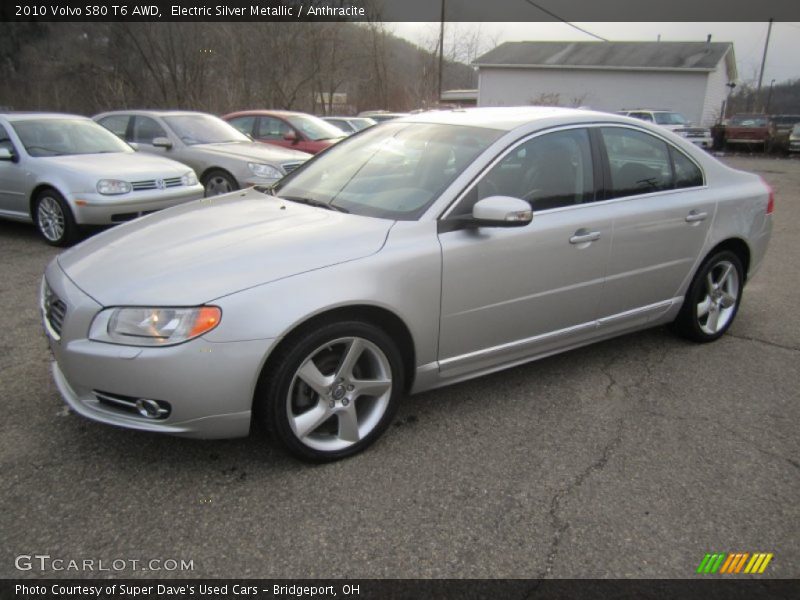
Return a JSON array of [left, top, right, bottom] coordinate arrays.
[[2, 579, 799, 600]]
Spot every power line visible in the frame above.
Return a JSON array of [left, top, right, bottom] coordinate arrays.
[[520, 0, 609, 42]]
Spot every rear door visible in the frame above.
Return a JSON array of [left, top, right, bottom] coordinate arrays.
[[437, 127, 612, 378], [595, 125, 715, 326]]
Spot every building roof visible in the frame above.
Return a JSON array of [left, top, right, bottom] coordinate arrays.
[[474, 41, 734, 72]]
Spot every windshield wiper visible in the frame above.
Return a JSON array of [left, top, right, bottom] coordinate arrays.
[[280, 195, 349, 213]]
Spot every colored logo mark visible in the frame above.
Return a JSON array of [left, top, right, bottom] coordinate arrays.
[[696, 552, 773, 574]]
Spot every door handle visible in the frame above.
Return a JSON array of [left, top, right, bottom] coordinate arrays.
[[569, 230, 601, 244], [685, 210, 708, 223]]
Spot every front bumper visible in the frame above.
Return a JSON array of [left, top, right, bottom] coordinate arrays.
[[682, 135, 713, 148], [789, 141, 800, 152], [65, 183, 204, 225], [42, 261, 271, 439]]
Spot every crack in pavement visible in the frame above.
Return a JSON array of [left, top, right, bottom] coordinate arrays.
[[534, 344, 671, 580], [725, 332, 800, 353]]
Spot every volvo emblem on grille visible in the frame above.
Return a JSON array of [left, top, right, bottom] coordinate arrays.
[[155, 178, 166, 190]]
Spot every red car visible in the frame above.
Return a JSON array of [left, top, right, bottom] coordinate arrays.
[[222, 110, 346, 155], [723, 114, 770, 149]]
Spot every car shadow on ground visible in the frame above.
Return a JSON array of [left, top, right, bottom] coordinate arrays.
[[49, 325, 686, 477]]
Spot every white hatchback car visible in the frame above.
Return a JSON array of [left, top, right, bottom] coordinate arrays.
[[0, 113, 204, 245]]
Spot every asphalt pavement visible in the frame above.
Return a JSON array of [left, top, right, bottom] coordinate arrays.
[[1, 155, 798, 579]]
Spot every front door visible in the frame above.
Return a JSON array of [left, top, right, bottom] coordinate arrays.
[[437, 127, 611, 378]]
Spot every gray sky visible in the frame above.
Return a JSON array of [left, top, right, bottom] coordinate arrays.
[[391, 22, 800, 85]]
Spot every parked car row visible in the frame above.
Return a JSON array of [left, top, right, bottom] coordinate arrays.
[[0, 106, 415, 245]]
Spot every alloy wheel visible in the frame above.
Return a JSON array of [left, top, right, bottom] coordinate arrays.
[[37, 196, 66, 242], [696, 259, 740, 335], [286, 336, 393, 452]]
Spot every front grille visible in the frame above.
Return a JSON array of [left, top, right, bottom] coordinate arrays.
[[130, 176, 183, 191], [42, 282, 66, 338], [282, 161, 303, 175]]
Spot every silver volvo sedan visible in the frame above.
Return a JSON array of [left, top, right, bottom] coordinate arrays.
[[42, 107, 773, 461]]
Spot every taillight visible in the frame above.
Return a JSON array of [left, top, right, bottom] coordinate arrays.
[[761, 178, 775, 215]]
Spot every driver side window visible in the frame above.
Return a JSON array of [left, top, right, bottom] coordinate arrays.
[[452, 128, 594, 217]]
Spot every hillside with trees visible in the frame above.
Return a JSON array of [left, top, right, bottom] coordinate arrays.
[[0, 22, 478, 116]]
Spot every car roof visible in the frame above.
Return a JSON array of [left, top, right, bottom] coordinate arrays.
[[390, 106, 635, 132], [619, 109, 676, 113], [94, 110, 213, 118], [224, 110, 308, 118], [0, 112, 88, 122]]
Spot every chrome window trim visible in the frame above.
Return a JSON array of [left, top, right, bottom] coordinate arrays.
[[437, 122, 708, 222]]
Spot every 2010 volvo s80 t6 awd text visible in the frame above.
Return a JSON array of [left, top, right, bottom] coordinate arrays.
[[42, 107, 773, 461]]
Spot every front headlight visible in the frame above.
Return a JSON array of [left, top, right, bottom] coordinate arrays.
[[89, 306, 221, 346], [97, 179, 132, 195], [181, 171, 198, 186], [248, 162, 283, 179]]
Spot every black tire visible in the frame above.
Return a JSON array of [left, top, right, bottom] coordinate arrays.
[[202, 169, 238, 197], [673, 250, 744, 343], [257, 320, 404, 462], [33, 188, 79, 247]]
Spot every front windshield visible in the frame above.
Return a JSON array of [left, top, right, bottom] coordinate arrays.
[[729, 115, 769, 127], [13, 118, 133, 157], [793, 124, 800, 135], [163, 114, 250, 145], [273, 122, 502, 220], [654, 112, 687, 125], [285, 114, 346, 141]]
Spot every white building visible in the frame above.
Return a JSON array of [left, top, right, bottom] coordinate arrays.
[[474, 41, 737, 127]]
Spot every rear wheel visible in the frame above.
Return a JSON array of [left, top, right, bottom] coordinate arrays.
[[202, 170, 238, 197], [258, 321, 404, 462], [673, 250, 744, 343], [34, 189, 79, 246]]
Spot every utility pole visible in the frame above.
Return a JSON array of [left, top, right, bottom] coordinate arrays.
[[756, 18, 774, 112], [438, 0, 445, 105]]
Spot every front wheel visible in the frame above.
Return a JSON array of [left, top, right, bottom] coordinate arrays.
[[258, 321, 404, 461], [673, 250, 744, 343], [34, 189, 79, 246], [202, 170, 238, 197]]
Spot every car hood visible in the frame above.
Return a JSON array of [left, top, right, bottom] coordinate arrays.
[[193, 141, 311, 164], [39, 152, 189, 177], [57, 188, 394, 306]]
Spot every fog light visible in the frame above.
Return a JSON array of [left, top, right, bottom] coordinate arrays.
[[135, 398, 170, 419]]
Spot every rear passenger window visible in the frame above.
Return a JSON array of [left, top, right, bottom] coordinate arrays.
[[98, 115, 129, 139], [228, 116, 255, 136], [671, 147, 704, 188], [601, 127, 674, 198]]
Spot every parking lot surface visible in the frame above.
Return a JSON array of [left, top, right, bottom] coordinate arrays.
[[1, 156, 798, 579]]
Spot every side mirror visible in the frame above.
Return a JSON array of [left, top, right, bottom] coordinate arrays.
[[283, 131, 298, 142], [152, 137, 173, 149], [472, 196, 532, 227], [0, 147, 16, 162]]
